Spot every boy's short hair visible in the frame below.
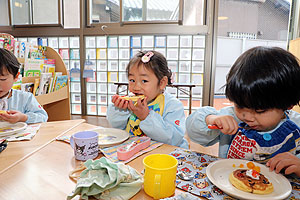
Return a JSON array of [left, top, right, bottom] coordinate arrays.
[[225, 46, 300, 110], [0, 48, 20, 78]]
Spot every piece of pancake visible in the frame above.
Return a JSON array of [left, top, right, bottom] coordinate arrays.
[[120, 95, 145, 101], [229, 169, 273, 194], [0, 110, 7, 114]]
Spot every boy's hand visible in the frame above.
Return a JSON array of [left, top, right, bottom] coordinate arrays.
[[206, 115, 238, 135], [0, 110, 28, 123], [267, 152, 300, 177], [128, 97, 149, 121], [111, 95, 129, 110]]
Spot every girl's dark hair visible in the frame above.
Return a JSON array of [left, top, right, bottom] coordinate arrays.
[[126, 50, 173, 84], [0, 48, 20, 78], [225, 46, 300, 110]]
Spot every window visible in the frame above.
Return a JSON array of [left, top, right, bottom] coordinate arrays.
[[84, 34, 205, 116], [0, 0, 9, 26], [122, 0, 180, 22], [64, 0, 80, 28], [10, 0, 63, 26], [214, 0, 291, 109], [89, 0, 185, 25]]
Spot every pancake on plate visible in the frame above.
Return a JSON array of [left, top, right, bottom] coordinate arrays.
[[120, 95, 145, 101], [229, 169, 273, 194]]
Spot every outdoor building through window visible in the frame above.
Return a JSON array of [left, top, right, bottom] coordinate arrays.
[[90, 0, 182, 24]]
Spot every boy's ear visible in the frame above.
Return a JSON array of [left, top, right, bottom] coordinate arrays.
[[14, 72, 20, 82], [159, 76, 168, 90]]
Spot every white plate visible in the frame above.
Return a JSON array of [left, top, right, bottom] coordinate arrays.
[[206, 159, 292, 200], [90, 127, 129, 148], [0, 122, 27, 137]]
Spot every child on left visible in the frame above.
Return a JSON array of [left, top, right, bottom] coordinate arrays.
[[0, 48, 48, 123]]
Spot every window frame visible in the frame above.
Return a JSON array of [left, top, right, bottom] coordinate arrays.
[[9, 0, 64, 27]]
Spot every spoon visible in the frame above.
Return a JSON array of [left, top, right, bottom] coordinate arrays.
[[177, 172, 194, 181]]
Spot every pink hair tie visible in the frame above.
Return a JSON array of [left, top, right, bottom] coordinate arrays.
[[141, 51, 154, 63]]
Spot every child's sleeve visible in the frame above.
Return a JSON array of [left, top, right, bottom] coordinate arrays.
[[139, 97, 188, 149], [106, 104, 131, 129], [186, 106, 236, 147], [23, 93, 48, 124]]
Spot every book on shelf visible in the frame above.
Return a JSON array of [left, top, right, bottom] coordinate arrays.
[[24, 59, 44, 77], [50, 72, 63, 92], [19, 42, 26, 58], [38, 73, 52, 96], [21, 82, 35, 93], [14, 41, 20, 58], [48, 77, 54, 94], [33, 78, 40, 96], [54, 75, 68, 91]]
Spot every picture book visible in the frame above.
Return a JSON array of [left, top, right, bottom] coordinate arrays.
[[48, 77, 54, 94], [38, 73, 52, 95], [21, 82, 34, 93], [54, 75, 68, 91], [19, 42, 26, 58], [50, 72, 62, 92], [14, 41, 20, 57], [25, 70, 40, 77], [12, 84, 21, 90], [33, 78, 40, 96], [24, 59, 44, 76]]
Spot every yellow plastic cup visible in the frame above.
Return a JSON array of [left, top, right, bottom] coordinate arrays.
[[143, 154, 178, 199]]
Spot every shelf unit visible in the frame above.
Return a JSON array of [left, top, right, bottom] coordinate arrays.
[[21, 47, 71, 121]]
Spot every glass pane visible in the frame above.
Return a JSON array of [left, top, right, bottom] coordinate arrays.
[[0, 0, 9, 26], [91, 0, 120, 23], [214, 0, 291, 109], [147, 0, 179, 21], [183, 0, 204, 25], [123, 0, 142, 21], [64, 0, 80, 28], [11, 0, 30, 25], [32, 0, 58, 24]]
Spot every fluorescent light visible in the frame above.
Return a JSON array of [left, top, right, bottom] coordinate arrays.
[[218, 16, 228, 20]]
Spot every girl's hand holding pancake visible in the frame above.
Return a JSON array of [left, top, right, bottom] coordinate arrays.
[[0, 110, 28, 123], [267, 152, 300, 177], [112, 95, 129, 110], [128, 97, 149, 120]]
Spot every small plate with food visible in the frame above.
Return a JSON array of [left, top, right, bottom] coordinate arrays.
[[206, 159, 291, 200], [0, 122, 27, 137]]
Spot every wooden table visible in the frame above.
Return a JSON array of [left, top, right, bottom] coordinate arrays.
[[0, 119, 85, 175], [114, 82, 196, 114], [0, 122, 203, 200]]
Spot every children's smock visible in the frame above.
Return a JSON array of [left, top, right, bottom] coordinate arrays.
[[227, 120, 300, 163], [186, 106, 300, 161], [107, 92, 188, 149], [7, 89, 48, 124]]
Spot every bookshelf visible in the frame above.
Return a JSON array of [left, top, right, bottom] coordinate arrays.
[[21, 47, 71, 121]]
